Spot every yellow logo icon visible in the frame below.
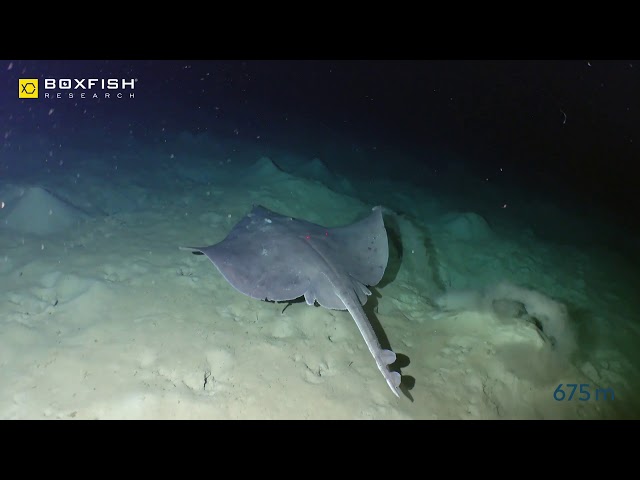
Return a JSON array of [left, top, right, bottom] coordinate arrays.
[[19, 79, 38, 98]]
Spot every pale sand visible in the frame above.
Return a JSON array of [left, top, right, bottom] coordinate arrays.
[[1, 141, 637, 419]]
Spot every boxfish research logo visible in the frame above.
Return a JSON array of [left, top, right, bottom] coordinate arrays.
[[19, 79, 38, 98], [19, 78, 136, 99]]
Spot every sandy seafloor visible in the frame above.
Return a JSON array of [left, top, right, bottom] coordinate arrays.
[[1, 133, 638, 419]]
